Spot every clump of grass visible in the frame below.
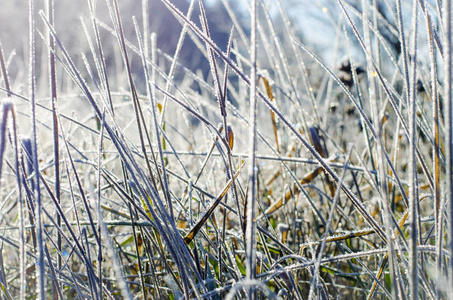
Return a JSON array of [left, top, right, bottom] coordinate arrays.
[[0, 0, 451, 299]]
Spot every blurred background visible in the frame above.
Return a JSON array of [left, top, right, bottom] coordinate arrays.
[[0, 0, 407, 98]]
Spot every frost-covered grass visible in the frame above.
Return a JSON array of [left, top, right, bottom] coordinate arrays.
[[0, 0, 452, 299]]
